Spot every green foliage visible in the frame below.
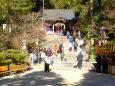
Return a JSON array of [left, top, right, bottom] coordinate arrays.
[[49, 0, 113, 40], [100, 0, 108, 7], [8, 53, 26, 64], [89, 49, 95, 55], [0, 0, 35, 24], [0, 51, 8, 60], [0, 51, 13, 65], [80, 28, 88, 38], [2, 59, 13, 65], [12, 0, 35, 13], [0, 49, 27, 66], [106, 40, 115, 44], [6, 49, 21, 54], [0, 0, 114, 52]]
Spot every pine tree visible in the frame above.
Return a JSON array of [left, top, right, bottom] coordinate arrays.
[[0, 0, 35, 24]]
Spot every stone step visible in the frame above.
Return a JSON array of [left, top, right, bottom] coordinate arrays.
[[32, 62, 96, 71], [50, 62, 96, 70], [43, 34, 92, 70], [44, 35, 68, 46]]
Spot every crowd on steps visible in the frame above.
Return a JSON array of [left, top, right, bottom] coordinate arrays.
[[29, 30, 91, 72]]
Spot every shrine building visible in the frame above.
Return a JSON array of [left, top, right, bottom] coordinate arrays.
[[42, 9, 79, 35]]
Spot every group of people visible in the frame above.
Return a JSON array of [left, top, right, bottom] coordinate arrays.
[[29, 29, 110, 72], [96, 53, 108, 73], [66, 30, 86, 52], [29, 44, 67, 72], [29, 48, 53, 72], [67, 30, 78, 52], [52, 44, 68, 62], [52, 44, 63, 56], [29, 29, 89, 71], [66, 30, 88, 69]]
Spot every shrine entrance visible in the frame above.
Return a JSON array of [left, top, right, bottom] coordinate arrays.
[[45, 17, 66, 35], [53, 23, 65, 33], [52, 18, 65, 34], [41, 9, 79, 35]]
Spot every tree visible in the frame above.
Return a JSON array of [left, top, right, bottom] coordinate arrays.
[[48, 0, 114, 40], [0, 0, 35, 24]]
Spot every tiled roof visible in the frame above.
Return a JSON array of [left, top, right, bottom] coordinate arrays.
[[43, 9, 76, 20]]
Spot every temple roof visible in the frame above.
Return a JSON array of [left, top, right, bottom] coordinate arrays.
[[43, 9, 77, 20]]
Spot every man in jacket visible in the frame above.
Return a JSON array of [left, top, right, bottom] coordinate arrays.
[[77, 52, 83, 69]]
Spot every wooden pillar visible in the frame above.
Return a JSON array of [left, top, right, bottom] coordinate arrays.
[[53, 25, 55, 33], [64, 24, 65, 30]]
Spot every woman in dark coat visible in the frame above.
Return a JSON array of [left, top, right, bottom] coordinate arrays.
[[96, 54, 102, 73], [102, 55, 108, 73]]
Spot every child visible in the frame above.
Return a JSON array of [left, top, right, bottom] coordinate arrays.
[[60, 53, 64, 62], [64, 54, 68, 62], [73, 61, 77, 68], [68, 42, 73, 52]]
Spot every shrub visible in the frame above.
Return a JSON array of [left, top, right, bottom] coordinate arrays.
[[0, 49, 27, 66], [0, 51, 8, 60], [8, 53, 26, 64], [0, 51, 13, 65], [6, 49, 21, 54], [1, 59, 13, 65]]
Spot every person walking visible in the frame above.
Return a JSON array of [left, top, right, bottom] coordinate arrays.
[[40, 49, 46, 61], [73, 30, 77, 38], [72, 31, 76, 43], [33, 51, 37, 65], [77, 52, 83, 69], [63, 54, 68, 62], [73, 42, 78, 52], [60, 53, 64, 62], [77, 30, 81, 39], [96, 53, 102, 73], [68, 42, 73, 52], [37, 51, 41, 64], [29, 51, 34, 64], [102, 55, 108, 73], [52, 45, 58, 57], [44, 55, 51, 72], [58, 44, 63, 54], [69, 36, 74, 44], [79, 39, 84, 48], [66, 31, 70, 39], [73, 61, 77, 68], [47, 48, 53, 57]]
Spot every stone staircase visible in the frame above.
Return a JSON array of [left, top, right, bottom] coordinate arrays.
[[43, 34, 63, 48], [42, 34, 96, 70], [34, 61, 96, 71]]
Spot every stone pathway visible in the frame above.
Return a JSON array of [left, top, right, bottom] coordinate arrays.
[[0, 67, 115, 86]]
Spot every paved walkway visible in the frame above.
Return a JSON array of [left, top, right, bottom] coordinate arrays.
[[0, 35, 114, 86], [0, 67, 115, 86]]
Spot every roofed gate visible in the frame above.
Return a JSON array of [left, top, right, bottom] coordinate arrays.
[[42, 9, 79, 34]]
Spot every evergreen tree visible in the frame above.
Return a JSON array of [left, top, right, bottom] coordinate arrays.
[[0, 0, 35, 24]]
